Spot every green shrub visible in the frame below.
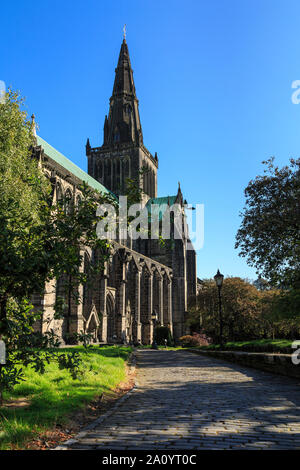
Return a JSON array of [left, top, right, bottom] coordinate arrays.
[[153, 326, 173, 346], [179, 332, 212, 348], [179, 335, 199, 348]]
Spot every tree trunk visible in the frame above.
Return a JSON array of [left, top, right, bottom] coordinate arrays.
[[65, 275, 72, 343], [0, 295, 8, 335], [0, 364, 3, 406], [0, 295, 7, 406]]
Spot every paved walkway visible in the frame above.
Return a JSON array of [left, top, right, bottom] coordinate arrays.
[[67, 349, 300, 450]]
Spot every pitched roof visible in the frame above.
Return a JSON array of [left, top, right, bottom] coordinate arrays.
[[146, 195, 178, 221], [36, 135, 112, 196]]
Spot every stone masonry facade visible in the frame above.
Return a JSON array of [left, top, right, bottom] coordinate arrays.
[[31, 38, 197, 345]]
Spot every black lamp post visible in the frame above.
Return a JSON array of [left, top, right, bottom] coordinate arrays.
[[151, 310, 158, 349], [214, 269, 224, 347]]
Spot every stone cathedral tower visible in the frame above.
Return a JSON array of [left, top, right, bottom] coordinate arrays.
[[84, 35, 197, 341], [86, 38, 158, 202], [30, 34, 197, 344]]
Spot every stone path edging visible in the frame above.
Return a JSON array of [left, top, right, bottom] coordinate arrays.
[[184, 348, 300, 380]]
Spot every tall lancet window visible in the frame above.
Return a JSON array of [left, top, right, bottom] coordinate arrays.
[[125, 104, 131, 115], [65, 189, 73, 216], [114, 127, 120, 143]]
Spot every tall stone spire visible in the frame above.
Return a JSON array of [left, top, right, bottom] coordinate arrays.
[[103, 38, 143, 147], [87, 36, 157, 201]]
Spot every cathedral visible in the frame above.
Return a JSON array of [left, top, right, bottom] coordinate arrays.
[[32, 37, 197, 344]]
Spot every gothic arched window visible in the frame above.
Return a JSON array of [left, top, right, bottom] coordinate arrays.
[[56, 183, 63, 205], [98, 161, 103, 180], [65, 189, 73, 215], [83, 252, 93, 313], [104, 160, 110, 188], [125, 104, 132, 115], [113, 126, 120, 143], [55, 274, 68, 314], [124, 158, 130, 178], [76, 195, 82, 210]]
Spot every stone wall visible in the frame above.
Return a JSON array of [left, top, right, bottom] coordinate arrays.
[[31, 140, 180, 346], [185, 349, 300, 380]]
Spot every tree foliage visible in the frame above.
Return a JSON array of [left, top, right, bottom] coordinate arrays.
[[235, 158, 300, 288], [0, 89, 116, 402], [195, 278, 262, 342], [187, 276, 300, 344], [0, 90, 51, 307]]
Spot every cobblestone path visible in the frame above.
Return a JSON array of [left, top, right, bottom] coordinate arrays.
[[67, 349, 300, 450]]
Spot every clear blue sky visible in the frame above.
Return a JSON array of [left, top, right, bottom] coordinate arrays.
[[2, 0, 300, 280]]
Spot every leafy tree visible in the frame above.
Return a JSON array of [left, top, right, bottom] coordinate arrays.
[[258, 288, 300, 339], [45, 181, 116, 341], [0, 89, 51, 323], [187, 275, 300, 344], [124, 167, 148, 207], [270, 289, 300, 322], [188, 277, 262, 343], [257, 289, 281, 339], [235, 158, 300, 288], [253, 276, 271, 291], [0, 89, 116, 403]]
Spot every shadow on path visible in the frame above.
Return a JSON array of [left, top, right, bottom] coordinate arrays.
[[69, 349, 300, 450]]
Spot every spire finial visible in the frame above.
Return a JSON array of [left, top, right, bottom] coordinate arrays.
[[31, 114, 37, 137], [123, 24, 126, 40]]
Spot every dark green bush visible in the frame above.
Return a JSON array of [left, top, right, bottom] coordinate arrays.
[[153, 326, 173, 346]]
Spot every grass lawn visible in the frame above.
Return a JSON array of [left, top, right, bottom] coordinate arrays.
[[137, 345, 181, 350], [0, 345, 132, 450], [196, 339, 294, 353]]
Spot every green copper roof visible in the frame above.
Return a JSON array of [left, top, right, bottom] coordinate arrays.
[[146, 195, 178, 221], [36, 135, 111, 196]]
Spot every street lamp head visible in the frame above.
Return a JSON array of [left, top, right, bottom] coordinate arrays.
[[214, 269, 224, 288]]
